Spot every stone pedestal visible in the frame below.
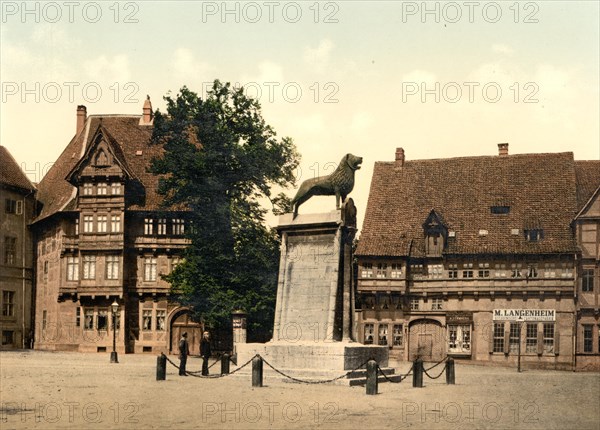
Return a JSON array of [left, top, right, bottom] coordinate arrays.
[[235, 200, 389, 382]]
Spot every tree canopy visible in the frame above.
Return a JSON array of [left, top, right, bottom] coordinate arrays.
[[150, 81, 299, 340]]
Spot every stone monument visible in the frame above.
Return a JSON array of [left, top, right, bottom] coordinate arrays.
[[235, 154, 391, 382]]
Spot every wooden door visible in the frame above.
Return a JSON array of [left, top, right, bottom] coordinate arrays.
[[170, 311, 202, 355]]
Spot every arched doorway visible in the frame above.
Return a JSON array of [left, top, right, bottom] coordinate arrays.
[[408, 319, 445, 361], [170, 310, 202, 355]]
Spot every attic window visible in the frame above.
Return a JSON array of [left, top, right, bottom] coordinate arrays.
[[491, 206, 510, 214], [135, 150, 143, 156], [524, 229, 544, 242], [479, 229, 488, 236], [448, 231, 456, 238], [95, 150, 108, 166]]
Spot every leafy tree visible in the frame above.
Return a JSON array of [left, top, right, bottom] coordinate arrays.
[[150, 81, 299, 341]]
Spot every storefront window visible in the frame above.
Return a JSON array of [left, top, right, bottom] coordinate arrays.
[[393, 324, 403, 346], [378, 324, 388, 346], [448, 325, 471, 354], [364, 323, 374, 344]]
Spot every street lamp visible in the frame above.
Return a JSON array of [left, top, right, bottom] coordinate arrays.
[[110, 299, 119, 363], [517, 316, 524, 372]]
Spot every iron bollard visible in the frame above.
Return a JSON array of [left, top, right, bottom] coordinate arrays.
[[156, 354, 166, 381], [412, 358, 423, 388], [252, 355, 263, 387], [221, 353, 230, 375], [446, 357, 455, 385], [366, 359, 378, 395]]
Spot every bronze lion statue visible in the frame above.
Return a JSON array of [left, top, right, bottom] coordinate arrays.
[[291, 153, 363, 217]]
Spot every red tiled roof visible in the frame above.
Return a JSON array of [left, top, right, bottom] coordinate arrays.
[[0, 146, 36, 192], [356, 152, 581, 257], [34, 115, 176, 222], [574, 160, 600, 212]]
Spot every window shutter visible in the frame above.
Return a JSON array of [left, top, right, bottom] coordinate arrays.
[[488, 324, 494, 354], [537, 324, 543, 355], [554, 329, 560, 355], [503, 324, 510, 354], [16, 200, 23, 215]]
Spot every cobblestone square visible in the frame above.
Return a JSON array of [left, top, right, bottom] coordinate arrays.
[[1, 351, 598, 429]]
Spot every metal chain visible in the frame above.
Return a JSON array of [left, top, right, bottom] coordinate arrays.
[[260, 356, 371, 385], [163, 354, 255, 379], [423, 363, 446, 380], [424, 356, 448, 372], [376, 364, 413, 383]]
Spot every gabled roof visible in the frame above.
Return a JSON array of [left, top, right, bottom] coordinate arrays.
[[0, 146, 36, 192], [574, 160, 600, 218], [34, 115, 177, 222], [356, 152, 581, 258]]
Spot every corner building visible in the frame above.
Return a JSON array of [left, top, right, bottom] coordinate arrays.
[[356, 145, 600, 370], [32, 101, 203, 354], [0, 146, 36, 349]]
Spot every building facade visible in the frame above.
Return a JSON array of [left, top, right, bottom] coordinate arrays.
[[0, 146, 36, 349], [356, 145, 600, 370], [32, 101, 202, 354]]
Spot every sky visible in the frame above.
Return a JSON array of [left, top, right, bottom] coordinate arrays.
[[1, 1, 599, 230]]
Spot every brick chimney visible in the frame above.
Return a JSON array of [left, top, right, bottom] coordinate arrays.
[[141, 95, 153, 125], [498, 143, 509, 156], [395, 147, 405, 166], [76, 105, 87, 135]]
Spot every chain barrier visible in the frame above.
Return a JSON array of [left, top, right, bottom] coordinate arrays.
[[260, 356, 371, 384], [376, 364, 413, 383], [423, 357, 448, 380], [186, 353, 223, 375], [163, 353, 256, 379]]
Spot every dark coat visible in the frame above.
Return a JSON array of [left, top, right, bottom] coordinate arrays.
[[179, 337, 189, 358], [200, 338, 211, 358]]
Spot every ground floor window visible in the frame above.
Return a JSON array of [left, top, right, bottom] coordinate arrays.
[[84, 309, 94, 330], [97, 309, 108, 331], [142, 310, 153, 331], [583, 325, 593, 353], [156, 310, 166, 331], [493, 322, 504, 353], [2, 330, 14, 345], [448, 324, 471, 354], [378, 324, 388, 346], [393, 324, 403, 347], [543, 323, 554, 353], [525, 323, 538, 353], [364, 323, 374, 344], [509, 323, 520, 354]]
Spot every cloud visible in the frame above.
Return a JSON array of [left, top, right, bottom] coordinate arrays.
[[170, 48, 213, 83], [401, 69, 437, 85], [492, 44, 514, 55], [303, 39, 334, 71], [84, 54, 131, 83], [350, 112, 374, 132]]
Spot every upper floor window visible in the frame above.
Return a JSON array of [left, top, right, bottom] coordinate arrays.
[[561, 263, 574, 278], [74, 219, 79, 235], [462, 263, 473, 278], [527, 266, 539, 278], [144, 257, 157, 281], [111, 215, 121, 233], [390, 263, 402, 278], [582, 269, 595, 292], [171, 257, 182, 272], [97, 216, 108, 233], [478, 263, 490, 278], [583, 325, 593, 353], [83, 215, 94, 233], [106, 255, 119, 280], [82, 183, 93, 195], [431, 298, 443, 310], [82, 255, 96, 279], [524, 229, 544, 242], [111, 182, 121, 194], [144, 218, 153, 235], [66, 256, 79, 281], [428, 264, 443, 279], [157, 218, 167, 235], [4, 237, 16, 265], [97, 183, 107, 195], [2, 291, 15, 317], [361, 263, 373, 278], [544, 263, 556, 278], [5, 199, 21, 215], [376, 263, 387, 278], [448, 264, 458, 279], [410, 298, 420, 311], [511, 263, 522, 278], [172, 219, 185, 235]]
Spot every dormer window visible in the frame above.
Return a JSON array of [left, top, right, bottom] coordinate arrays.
[[491, 206, 510, 214], [111, 182, 121, 194], [524, 229, 543, 242]]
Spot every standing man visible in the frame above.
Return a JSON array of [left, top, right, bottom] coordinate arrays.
[[200, 331, 211, 376], [178, 332, 189, 376]]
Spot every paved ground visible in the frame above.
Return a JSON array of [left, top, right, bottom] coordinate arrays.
[[1, 350, 599, 430]]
